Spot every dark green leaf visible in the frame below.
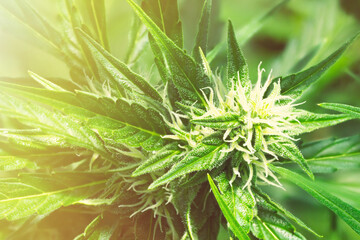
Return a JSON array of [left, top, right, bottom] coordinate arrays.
[[227, 20, 250, 92], [192, 0, 212, 63]]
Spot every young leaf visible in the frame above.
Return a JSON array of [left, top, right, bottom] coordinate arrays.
[[132, 143, 182, 176], [191, 113, 241, 129], [287, 110, 353, 136], [319, 102, 360, 119], [0, 155, 37, 171], [269, 138, 314, 179], [0, 172, 107, 221], [86, 0, 109, 51], [149, 138, 229, 189], [127, 0, 212, 107], [192, 0, 212, 63], [272, 166, 360, 235], [207, 174, 251, 240], [278, 33, 360, 99], [227, 20, 250, 92]]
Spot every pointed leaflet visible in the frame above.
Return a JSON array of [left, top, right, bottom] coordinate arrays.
[[253, 187, 321, 237], [127, 0, 212, 107], [278, 33, 360, 99], [86, 0, 110, 51], [132, 143, 182, 176], [141, 0, 183, 47], [287, 110, 353, 136], [77, 29, 162, 102], [207, 174, 251, 240], [192, 0, 212, 63], [319, 103, 360, 119], [149, 134, 229, 189], [272, 166, 360, 235], [227, 20, 250, 92], [251, 202, 306, 240], [0, 172, 107, 221], [301, 135, 360, 171], [191, 113, 241, 129], [269, 138, 314, 179]]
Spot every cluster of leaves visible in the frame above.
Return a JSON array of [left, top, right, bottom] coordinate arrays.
[[0, 0, 359, 239]]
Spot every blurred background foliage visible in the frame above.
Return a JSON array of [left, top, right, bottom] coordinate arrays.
[[0, 0, 359, 239]]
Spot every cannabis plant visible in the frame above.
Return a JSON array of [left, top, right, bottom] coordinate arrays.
[[0, 0, 360, 239]]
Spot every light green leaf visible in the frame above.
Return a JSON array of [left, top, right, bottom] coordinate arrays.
[[127, 0, 212, 107], [0, 155, 36, 171], [272, 166, 360, 235], [288, 110, 353, 136], [270, 138, 313, 179], [227, 20, 250, 92], [279, 33, 360, 99], [0, 172, 107, 221], [149, 137, 229, 189], [207, 174, 251, 240], [192, 0, 212, 63], [319, 102, 360, 119], [87, 0, 109, 51], [302, 135, 360, 171]]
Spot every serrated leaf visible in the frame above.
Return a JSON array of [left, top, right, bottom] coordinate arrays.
[[227, 20, 250, 92], [270, 138, 313, 179], [141, 0, 183, 48], [0, 172, 107, 221], [127, 0, 212, 107], [254, 187, 321, 237], [207, 174, 251, 240], [302, 135, 360, 171], [0, 82, 166, 151], [77, 29, 162, 101], [132, 143, 182, 176], [192, 0, 212, 63], [288, 110, 353, 136], [279, 33, 359, 99], [191, 113, 240, 129], [149, 139, 229, 189], [272, 166, 360, 235], [319, 102, 360, 119], [251, 209, 305, 240]]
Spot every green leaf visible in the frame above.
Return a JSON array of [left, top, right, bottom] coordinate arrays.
[[141, 0, 183, 48], [279, 33, 360, 99], [74, 214, 120, 240], [132, 143, 182, 176], [87, 0, 109, 51], [0, 155, 37, 171], [207, 174, 251, 240], [0, 82, 166, 151], [287, 110, 353, 136], [192, 0, 212, 63], [227, 20, 250, 92], [0, 172, 107, 221], [251, 208, 305, 240], [191, 113, 241, 129], [77, 29, 162, 102], [302, 135, 360, 171], [270, 138, 314, 179], [253, 187, 321, 237], [149, 137, 229, 189], [127, 0, 212, 107], [272, 166, 360, 235], [319, 102, 360, 119]]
